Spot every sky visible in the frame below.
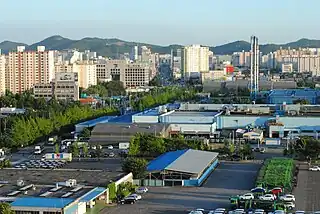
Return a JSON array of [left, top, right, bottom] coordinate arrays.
[[0, 0, 319, 46]]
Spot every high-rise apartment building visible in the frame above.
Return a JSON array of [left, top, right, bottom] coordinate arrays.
[[182, 44, 209, 79], [0, 54, 5, 96], [6, 46, 54, 94]]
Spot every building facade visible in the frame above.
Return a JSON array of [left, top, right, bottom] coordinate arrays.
[[33, 72, 79, 101], [96, 60, 150, 88], [6, 46, 55, 94], [182, 45, 209, 79], [0, 54, 5, 96]]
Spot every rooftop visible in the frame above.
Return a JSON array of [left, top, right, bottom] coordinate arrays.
[[108, 112, 136, 123], [167, 111, 219, 117], [147, 149, 219, 175], [11, 197, 74, 208], [79, 187, 106, 202]]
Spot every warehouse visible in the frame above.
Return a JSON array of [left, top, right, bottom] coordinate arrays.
[[75, 116, 116, 134], [145, 149, 219, 187], [89, 123, 169, 145], [267, 89, 320, 104]]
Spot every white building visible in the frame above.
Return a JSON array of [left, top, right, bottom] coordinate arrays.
[[0, 54, 5, 96], [282, 63, 293, 73], [182, 45, 209, 79], [6, 46, 55, 94]]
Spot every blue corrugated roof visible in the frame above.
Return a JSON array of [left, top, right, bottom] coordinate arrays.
[[76, 116, 115, 126], [80, 187, 106, 202], [11, 197, 74, 208], [147, 149, 188, 171]]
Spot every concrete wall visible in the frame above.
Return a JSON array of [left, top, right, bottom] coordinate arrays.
[[170, 123, 217, 134], [132, 115, 159, 123], [217, 115, 320, 130], [160, 115, 215, 124], [115, 173, 133, 190], [183, 159, 219, 187]]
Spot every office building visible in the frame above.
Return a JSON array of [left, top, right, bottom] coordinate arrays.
[[130, 46, 138, 61], [0, 54, 5, 96], [182, 44, 209, 79], [33, 72, 79, 101], [282, 63, 293, 73], [96, 60, 150, 88], [6, 46, 55, 94]]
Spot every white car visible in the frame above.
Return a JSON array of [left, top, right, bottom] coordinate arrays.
[[196, 209, 205, 212], [239, 193, 254, 200], [284, 201, 295, 210], [189, 211, 203, 214], [254, 209, 265, 214], [295, 211, 305, 214], [259, 194, 276, 201], [107, 145, 114, 150], [273, 210, 285, 214], [309, 166, 320, 171], [280, 194, 295, 202], [234, 209, 245, 214], [129, 194, 142, 200], [209, 208, 226, 214], [136, 187, 148, 193]]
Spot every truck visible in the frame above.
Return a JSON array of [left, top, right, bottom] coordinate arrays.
[[119, 142, 130, 149], [44, 153, 72, 161], [34, 146, 43, 155]]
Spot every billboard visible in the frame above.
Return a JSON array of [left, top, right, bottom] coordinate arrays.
[[55, 72, 78, 82]]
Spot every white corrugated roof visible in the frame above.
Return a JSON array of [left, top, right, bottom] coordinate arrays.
[[165, 149, 218, 175]]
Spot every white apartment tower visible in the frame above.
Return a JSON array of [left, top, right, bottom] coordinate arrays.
[[0, 54, 5, 96], [6, 46, 54, 94], [183, 44, 209, 79]]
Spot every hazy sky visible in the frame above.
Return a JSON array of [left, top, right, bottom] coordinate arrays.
[[0, 0, 319, 46]]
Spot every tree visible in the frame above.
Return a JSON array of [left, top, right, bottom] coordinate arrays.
[[0, 202, 14, 214], [83, 144, 89, 157], [294, 137, 320, 160], [107, 182, 117, 202], [239, 144, 253, 160], [122, 157, 148, 179], [79, 128, 91, 138], [54, 143, 60, 153], [85, 85, 108, 97], [69, 144, 79, 157], [149, 76, 161, 87]]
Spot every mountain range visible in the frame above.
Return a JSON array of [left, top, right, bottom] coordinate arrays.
[[1, 36, 320, 57]]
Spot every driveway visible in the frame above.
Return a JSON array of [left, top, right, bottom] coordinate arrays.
[[293, 163, 320, 211], [102, 162, 261, 214]]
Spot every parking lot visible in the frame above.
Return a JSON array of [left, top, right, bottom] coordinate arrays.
[[102, 162, 261, 214], [293, 163, 320, 211]]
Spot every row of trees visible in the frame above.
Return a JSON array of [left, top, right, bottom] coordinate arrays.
[[84, 81, 126, 97], [285, 137, 320, 161], [131, 87, 197, 111], [0, 202, 14, 214], [128, 133, 209, 157], [2, 106, 117, 148]]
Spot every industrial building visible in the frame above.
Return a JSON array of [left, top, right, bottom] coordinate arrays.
[[266, 89, 320, 104], [144, 149, 219, 187]]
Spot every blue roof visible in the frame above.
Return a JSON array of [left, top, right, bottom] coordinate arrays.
[[147, 149, 188, 171], [80, 187, 106, 202], [76, 116, 115, 127], [11, 197, 74, 208], [108, 112, 136, 123]]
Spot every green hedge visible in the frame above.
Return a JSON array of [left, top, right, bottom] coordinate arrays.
[[256, 158, 294, 191], [107, 182, 116, 202]]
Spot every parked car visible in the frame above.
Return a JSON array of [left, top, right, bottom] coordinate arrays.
[[254, 209, 265, 214], [259, 194, 276, 201], [280, 194, 295, 202], [107, 145, 114, 150], [283, 201, 295, 210], [109, 152, 115, 157], [309, 166, 320, 171], [273, 210, 285, 214], [129, 193, 142, 200], [239, 193, 254, 200], [270, 187, 283, 195], [259, 148, 266, 153], [120, 196, 136, 204], [295, 211, 305, 214], [136, 187, 148, 194], [209, 208, 226, 214], [233, 209, 245, 214]]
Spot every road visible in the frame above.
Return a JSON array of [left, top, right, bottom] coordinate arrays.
[[102, 162, 261, 214], [294, 163, 320, 212]]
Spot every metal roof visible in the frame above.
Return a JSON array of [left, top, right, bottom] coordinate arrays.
[[11, 197, 74, 208], [91, 123, 167, 135], [76, 116, 116, 127], [166, 149, 218, 175], [147, 149, 187, 171], [147, 149, 218, 175], [80, 187, 106, 202]]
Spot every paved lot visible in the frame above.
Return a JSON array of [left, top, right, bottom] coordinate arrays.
[[66, 158, 122, 171], [102, 162, 261, 214], [294, 163, 320, 212]]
